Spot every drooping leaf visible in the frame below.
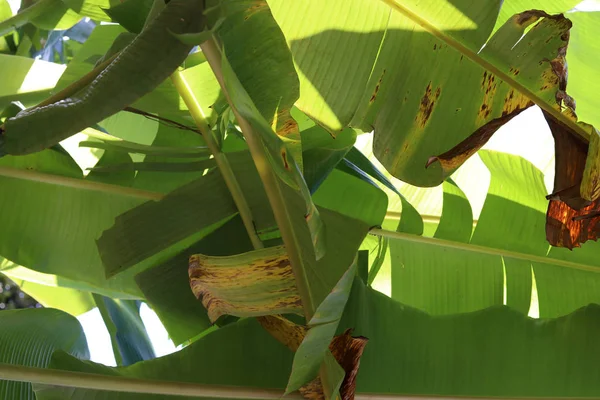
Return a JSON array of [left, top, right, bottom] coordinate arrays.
[[189, 245, 303, 323], [0, 308, 89, 400], [94, 296, 156, 366], [268, 0, 589, 187], [133, 154, 380, 345], [1, 0, 205, 155]]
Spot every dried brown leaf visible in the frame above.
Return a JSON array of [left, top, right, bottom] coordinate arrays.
[[544, 113, 600, 248], [299, 330, 368, 400], [258, 316, 368, 400]]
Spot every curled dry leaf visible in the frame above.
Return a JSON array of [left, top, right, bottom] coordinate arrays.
[[188, 245, 303, 322]]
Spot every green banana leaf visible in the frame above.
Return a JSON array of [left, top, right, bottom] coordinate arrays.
[[0, 148, 147, 297], [10, 278, 95, 316], [267, 0, 593, 187], [0, 55, 65, 109], [33, 278, 600, 399], [0, 308, 89, 400], [387, 150, 600, 318], [567, 11, 600, 129]]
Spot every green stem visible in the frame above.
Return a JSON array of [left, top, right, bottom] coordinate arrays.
[[199, 37, 315, 318], [379, 0, 589, 143], [0, 165, 163, 201], [369, 228, 600, 273], [171, 69, 264, 250]]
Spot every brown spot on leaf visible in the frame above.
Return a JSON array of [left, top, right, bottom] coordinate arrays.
[[415, 83, 441, 128], [369, 69, 386, 103], [477, 73, 500, 122], [515, 10, 545, 26], [281, 150, 290, 170], [502, 89, 533, 117]]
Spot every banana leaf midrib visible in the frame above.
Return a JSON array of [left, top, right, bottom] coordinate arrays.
[[371, 227, 600, 273]]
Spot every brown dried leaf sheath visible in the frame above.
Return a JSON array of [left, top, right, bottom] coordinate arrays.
[[299, 330, 368, 400], [189, 246, 303, 322], [257, 316, 368, 400], [545, 113, 600, 248]]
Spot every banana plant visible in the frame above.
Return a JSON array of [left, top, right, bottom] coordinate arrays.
[[0, 0, 599, 399]]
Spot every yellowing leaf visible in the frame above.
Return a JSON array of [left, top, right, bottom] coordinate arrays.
[[189, 245, 303, 322]]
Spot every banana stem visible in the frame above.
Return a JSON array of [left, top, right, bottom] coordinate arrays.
[[171, 69, 264, 250]]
